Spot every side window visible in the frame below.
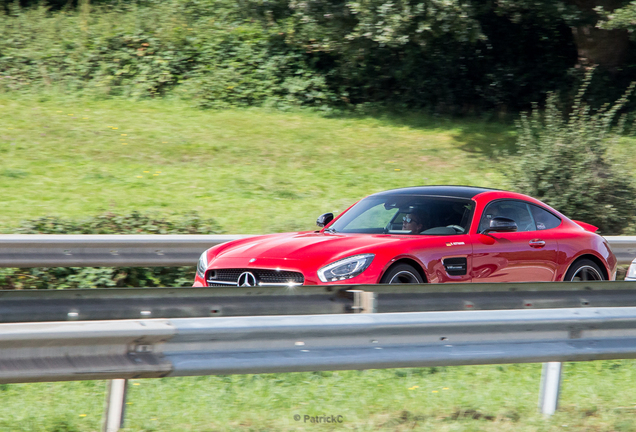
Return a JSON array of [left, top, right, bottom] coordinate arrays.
[[529, 204, 561, 230], [479, 200, 536, 233]]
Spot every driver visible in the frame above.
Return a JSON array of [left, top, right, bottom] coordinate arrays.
[[402, 209, 428, 234]]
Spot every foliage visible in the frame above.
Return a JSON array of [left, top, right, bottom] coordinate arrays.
[[224, 0, 579, 111], [0, 2, 191, 97], [507, 70, 636, 235], [597, 2, 636, 31], [186, 22, 334, 109], [14, 211, 222, 234], [0, 212, 222, 289], [0, 1, 334, 108], [0, 0, 588, 112]]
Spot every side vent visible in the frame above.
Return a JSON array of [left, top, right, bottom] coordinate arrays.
[[443, 257, 467, 276]]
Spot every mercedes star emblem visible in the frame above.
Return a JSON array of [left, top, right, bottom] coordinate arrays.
[[237, 272, 257, 287]]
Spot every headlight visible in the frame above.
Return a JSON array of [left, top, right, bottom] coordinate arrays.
[[318, 254, 374, 283], [627, 259, 636, 280], [196, 251, 208, 279]]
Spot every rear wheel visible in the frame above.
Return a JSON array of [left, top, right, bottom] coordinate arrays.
[[564, 259, 605, 281], [380, 263, 424, 284]]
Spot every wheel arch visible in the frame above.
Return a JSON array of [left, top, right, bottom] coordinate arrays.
[[564, 254, 609, 281], [380, 258, 428, 283]]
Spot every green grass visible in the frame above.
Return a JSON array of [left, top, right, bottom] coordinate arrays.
[[3, 362, 636, 431], [0, 94, 514, 233]]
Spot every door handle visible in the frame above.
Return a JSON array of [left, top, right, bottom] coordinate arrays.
[[529, 239, 546, 248]]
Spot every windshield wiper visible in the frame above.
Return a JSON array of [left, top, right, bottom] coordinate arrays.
[[324, 227, 338, 234]]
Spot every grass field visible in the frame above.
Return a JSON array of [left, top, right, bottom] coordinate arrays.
[[3, 362, 636, 431], [2, 93, 636, 431], [0, 93, 515, 233]]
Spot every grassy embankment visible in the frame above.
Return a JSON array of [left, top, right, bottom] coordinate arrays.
[[0, 94, 513, 233], [2, 94, 636, 431]]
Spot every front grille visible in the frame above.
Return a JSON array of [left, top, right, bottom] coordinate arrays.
[[206, 268, 304, 286]]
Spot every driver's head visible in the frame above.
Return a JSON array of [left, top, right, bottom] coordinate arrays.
[[402, 209, 427, 234]]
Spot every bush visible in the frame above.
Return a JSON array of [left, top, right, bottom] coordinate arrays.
[[0, 0, 589, 112], [0, 212, 222, 289], [0, 2, 194, 97], [0, 1, 336, 108], [507, 70, 636, 235], [187, 23, 335, 110]]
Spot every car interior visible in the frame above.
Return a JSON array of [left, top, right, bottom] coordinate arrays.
[[478, 200, 537, 233], [385, 199, 474, 235]]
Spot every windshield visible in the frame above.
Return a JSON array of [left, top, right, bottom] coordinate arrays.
[[328, 195, 474, 235]]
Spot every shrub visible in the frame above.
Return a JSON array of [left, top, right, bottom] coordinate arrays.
[[187, 23, 335, 110], [0, 0, 585, 112], [0, 2, 195, 97], [0, 1, 336, 108], [507, 70, 636, 235], [0, 212, 222, 289]]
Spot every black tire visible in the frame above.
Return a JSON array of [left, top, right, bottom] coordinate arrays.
[[380, 263, 424, 284], [564, 259, 605, 282]]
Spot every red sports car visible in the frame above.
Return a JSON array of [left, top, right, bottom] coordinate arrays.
[[193, 186, 617, 287]]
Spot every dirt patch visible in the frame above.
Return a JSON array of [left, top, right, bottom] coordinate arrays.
[[447, 408, 496, 421], [380, 410, 428, 428]]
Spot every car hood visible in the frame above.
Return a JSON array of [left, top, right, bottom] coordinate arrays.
[[213, 231, 410, 264]]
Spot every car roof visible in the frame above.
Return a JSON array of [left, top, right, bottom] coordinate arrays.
[[371, 185, 496, 199]]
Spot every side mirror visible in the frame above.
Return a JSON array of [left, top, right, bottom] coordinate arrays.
[[316, 213, 334, 228], [484, 216, 517, 233]]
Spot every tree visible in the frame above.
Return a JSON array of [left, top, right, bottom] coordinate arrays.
[[570, 0, 630, 70], [497, 0, 632, 71], [597, 1, 636, 31]]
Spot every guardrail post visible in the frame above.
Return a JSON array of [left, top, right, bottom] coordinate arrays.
[[538, 361, 562, 416], [102, 379, 128, 432], [351, 290, 376, 314]]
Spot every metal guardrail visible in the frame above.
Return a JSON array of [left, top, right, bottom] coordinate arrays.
[[0, 234, 634, 267], [0, 234, 250, 267], [604, 236, 636, 265], [2, 281, 636, 322], [3, 306, 636, 384], [367, 280, 636, 312], [1, 284, 635, 429], [164, 306, 636, 376], [0, 286, 348, 322]]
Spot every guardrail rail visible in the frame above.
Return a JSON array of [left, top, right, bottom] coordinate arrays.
[[2, 281, 636, 322], [3, 307, 636, 384], [0, 234, 634, 266]]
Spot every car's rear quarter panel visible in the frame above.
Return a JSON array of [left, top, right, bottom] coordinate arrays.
[[552, 229, 617, 280]]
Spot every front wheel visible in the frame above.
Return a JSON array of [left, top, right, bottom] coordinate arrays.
[[380, 264, 424, 284], [564, 259, 605, 281]]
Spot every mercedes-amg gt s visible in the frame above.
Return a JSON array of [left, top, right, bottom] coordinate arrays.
[[193, 186, 616, 287]]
